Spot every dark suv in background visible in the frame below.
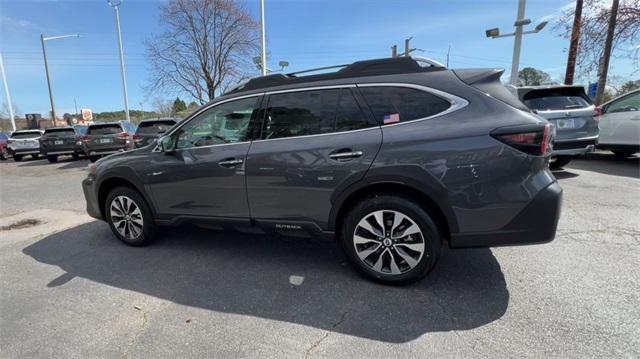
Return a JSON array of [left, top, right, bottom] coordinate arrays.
[[82, 121, 136, 162], [39, 126, 85, 162], [83, 57, 562, 284], [133, 118, 178, 148], [511, 85, 599, 169]]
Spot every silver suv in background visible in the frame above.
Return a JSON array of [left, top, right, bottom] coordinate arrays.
[[597, 89, 640, 157], [511, 85, 599, 169], [82, 121, 136, 162], [7, 129, 43, 162]]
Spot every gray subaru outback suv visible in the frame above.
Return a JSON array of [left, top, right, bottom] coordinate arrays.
[[82, 57, 562, 284]]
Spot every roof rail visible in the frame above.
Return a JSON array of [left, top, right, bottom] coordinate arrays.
[[224, 56, 446, 95]]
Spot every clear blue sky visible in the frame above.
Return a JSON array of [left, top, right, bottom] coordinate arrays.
[[0, 0, 636, 116]]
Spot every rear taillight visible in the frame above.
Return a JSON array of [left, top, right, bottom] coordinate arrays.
[[7, 139, 14, 144], [491, 123, 553, 156], [132, 134, 141, 141], [119, 131, 129, 138], [82, 135, 91, 142]]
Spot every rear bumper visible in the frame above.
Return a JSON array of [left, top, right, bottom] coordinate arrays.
[[552, 136, 598, 156], [450, 181, 562, 248], [8, 148, 40, 155], [86, 148, 127, 156], [82, 176, 103, 220]]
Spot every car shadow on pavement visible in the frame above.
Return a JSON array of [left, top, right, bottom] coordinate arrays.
[[551, 170, 579, 180], [16, 156, 87, 169], [23, 222, 509, 343], [570, 153, 639, 179]]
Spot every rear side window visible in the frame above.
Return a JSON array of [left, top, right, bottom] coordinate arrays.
[[44, 128, 75, 136], [523, 88, 592, 111], [10, 131, 41, 139], [87, 124, 122, 135], [359, 86, 451, 124], [136, 120, 176, 134]]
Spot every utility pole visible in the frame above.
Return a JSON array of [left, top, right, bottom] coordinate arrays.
[[564, 0, 583, 85], [41, 34, 56, 126], [0, 53, 16, 131], [446, 45, 451, 67], [108, 0, 131, 122], [259, 0, 267, 76], [391, 45, 398, 58], [402, 37, 416, 57], [595, 0, 619, 105]]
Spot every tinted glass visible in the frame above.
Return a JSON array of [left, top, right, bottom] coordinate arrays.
[[607, 92, 640, 113], [137, 120, 176, 134], [87, 124, 122, 135], [335, 89, 372, 132], [522, 88, 592, 111], [74, 126, 88, 135], [360, 86, 451, 124], [264, 89, 340, 139], [44, 128, 75, 136], [175, 96, 258, 149], [10, 131, 41, 139]]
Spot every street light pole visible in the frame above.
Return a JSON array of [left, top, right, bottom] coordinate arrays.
[[485, 0, 547, 85], [108, 0, 131, 122], [259, 0, 267, 76], [0, 53, 16, 131], [41, 34, 57, 126], [509, 0, 526, 85]]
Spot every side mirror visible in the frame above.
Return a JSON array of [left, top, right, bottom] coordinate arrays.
[[158, 135, 175, 152]]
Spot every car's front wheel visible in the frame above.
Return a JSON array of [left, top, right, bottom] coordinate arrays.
[[340, 194, 441, 285], [105, 186, 156, 246], [46, 155, 58, 163]]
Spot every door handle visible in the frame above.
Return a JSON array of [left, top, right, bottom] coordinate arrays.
[[218, 158, 243, 167], [329, 150, 364, 160]]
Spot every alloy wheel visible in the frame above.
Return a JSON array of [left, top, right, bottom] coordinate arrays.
[[353, 210, 426, 275], [109, 195, 144, 240]]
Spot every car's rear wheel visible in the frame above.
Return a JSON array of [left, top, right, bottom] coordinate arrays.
[[46, 155, 58, 163], [105, 186, 156, 246], [72, 153, 80, 160], [340, 194, 441, 285], [13, 155, 22, 162], [612, 150, 634, 158], [549, 156, 572, 169]]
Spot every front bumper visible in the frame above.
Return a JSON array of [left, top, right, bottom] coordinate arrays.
[[552, 136, 598, 156], [449, 181, 563, 248], [82, 176, 103, 220]]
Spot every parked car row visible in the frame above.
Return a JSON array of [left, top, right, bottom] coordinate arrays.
[[1, 118, 179, 163]]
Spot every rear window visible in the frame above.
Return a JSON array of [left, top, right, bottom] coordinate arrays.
[[87, 124, 122, 135], [136, 120, 176, 134], [359, 86, 451, 124], [74, 126, 88, 135], [523, 88, 592, 111], [11, 131, 41, 139], [44, 128, 75, 136]]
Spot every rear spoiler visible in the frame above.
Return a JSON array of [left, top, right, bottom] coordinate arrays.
[[453, 68, 505, 85], [453, 68, 530, 112]]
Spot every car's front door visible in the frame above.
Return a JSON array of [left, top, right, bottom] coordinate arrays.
[[600, 91, 640, 145], [145, 95, 261, 219], [246, 87, 382, 230]]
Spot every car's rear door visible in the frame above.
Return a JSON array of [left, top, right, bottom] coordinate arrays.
[[246, 87, 381, 230], [145, 95, 261, 219]]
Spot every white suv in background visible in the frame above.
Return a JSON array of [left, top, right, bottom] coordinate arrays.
[[7, 129, 43, 162], [597, 89, 640, 158]]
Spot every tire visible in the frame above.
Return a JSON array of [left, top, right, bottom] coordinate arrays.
[[89, 155, 100, 163], [549, 156, 572, 169], [13, 155, 22, 162], [105, 186, 156, 246], [340, 194, 442, 285], [72, 153, 80, 160], [46, 155, 58, 163], [612, 150, 634, 158], [0, 148, 7, 160]]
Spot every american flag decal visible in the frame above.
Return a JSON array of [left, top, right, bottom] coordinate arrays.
[[383, 113, 400, 124]]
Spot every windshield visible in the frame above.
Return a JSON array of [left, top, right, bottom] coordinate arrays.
[[522, 88, 592, 111], [11, 131, 41, 139], [136, 120, 176, 134], [44, 128, 76, 136], [87, 124, 122, 135]]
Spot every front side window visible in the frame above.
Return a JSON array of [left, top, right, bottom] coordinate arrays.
[[262, 88, 372, 140], [175, 96, 258, 149], [607, 92, 640, 113], [359, 86, 451, 124]]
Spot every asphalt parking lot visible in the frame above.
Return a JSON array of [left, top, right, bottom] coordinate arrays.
[[0, 153, 639, 358]]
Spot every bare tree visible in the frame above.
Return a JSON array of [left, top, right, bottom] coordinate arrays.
[[146, 0, 259, 105], [555, 0, 640, 79], [1, 101, 21, 119], [152, 98, 174, 117]]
